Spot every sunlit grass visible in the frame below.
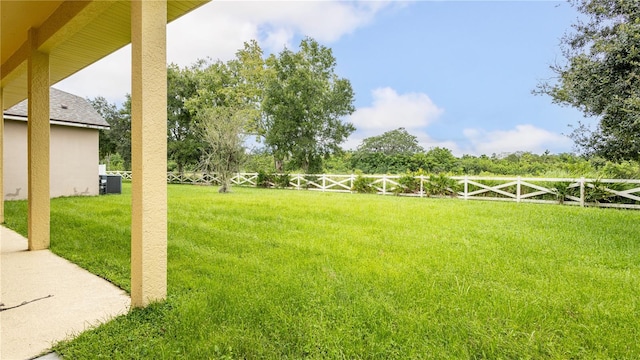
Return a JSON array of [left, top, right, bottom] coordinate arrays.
[[3, 183, 640, 358]]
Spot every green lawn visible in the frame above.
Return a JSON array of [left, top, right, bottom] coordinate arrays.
[[4, 183, 640, 359]]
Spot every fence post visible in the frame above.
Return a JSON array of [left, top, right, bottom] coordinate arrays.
[[580, 177, 585, 207], [322, 174, 326, 192], [297, 174, 301, 190], [516, 176, 521, 203], [350, 174, 354, 193], [464, 176, 468, 200], [382, 175, 387, 195]]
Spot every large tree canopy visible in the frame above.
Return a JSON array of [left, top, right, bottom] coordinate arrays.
[[183, 41, 268, 192], [96, 38, 355, 175], [167, 63, 205, 173], [262, 38, 356, 173], [350, 128, 426, 173], [356, 128, 424, 156], [538, 0, 640, 160]]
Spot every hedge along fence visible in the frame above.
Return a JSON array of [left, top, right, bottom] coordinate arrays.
[[105, 171, 640, 210]]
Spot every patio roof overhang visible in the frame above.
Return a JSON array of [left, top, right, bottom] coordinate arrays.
[[1, 0, 207, 108], [1, 0, 210, 308]]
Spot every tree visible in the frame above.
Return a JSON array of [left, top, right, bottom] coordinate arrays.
[[197, 106, 248, 193], [262, 37, 356, 173], [117, 95, 132, 169], [227, 40, 272, 136], [350, 128, 425, 173], [88, 96, 131, 169], [88, 96, 119, 159], [423, 147, 459, 173], [185, 41, 268, 192], [537, 0, 640, 160], [167, 63, 205, 173], [356, 128, 424, 155]]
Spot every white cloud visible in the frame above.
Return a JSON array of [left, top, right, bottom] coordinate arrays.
[[210, 1, 396, 47], [172, 0, 400, 57], [262, 27, 294, 52], [166, 1, 398, 64], [463, 124, 572, 155], [345, 89, 570, 156], [413, 130, 464, 155], [54, 1, 397, 103], [346, 87, 447, 150], [167, 4, 260, 65], [349, 87, 444, 131]]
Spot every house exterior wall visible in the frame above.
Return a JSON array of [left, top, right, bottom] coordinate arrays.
[[50, 123, 100, 198], [3, 120, 28, 200], [3, 118, 100, 200]]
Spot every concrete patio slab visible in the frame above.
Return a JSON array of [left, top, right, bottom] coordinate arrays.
[[1, 226, 130, 360]]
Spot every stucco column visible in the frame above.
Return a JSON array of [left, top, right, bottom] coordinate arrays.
[[130, 0, 168, 307], [27, 28, 51, 250], [0, 87, 4, 224]]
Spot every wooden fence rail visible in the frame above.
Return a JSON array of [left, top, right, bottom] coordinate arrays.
[[105, 171, 640, 210]]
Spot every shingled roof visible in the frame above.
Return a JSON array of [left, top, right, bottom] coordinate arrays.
[[3, 88, 109, 129]]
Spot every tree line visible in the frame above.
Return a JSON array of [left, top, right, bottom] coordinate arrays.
[[243, 127, 640, 179], [97, 37, 354, 191]]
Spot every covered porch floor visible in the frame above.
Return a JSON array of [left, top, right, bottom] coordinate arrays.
[[0, 225, 130, 359]]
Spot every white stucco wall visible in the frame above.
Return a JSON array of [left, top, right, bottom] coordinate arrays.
[[3, 120, 27, 200], [3, 119, 100, 200]]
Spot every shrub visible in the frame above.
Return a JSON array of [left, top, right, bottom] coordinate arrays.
[[275, 173, 291, 189], [600, 160, 640, 179], [394, 172, 421, 195], [352, 174, 376, 194], [551, 181, 572, 204], [427, 174, 460, 197], [104, 153, 125, 171], [584, 179, 631, 204], [257, 171, 274, 188]]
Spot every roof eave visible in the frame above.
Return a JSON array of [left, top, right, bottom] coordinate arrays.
[[3, 113, 110, 130]]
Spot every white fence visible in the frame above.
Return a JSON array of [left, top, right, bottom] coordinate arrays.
[[105, 171, 640, 210]]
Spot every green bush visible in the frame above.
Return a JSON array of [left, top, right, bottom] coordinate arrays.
[[426, 174, 460, 197], [600, 161, 640, 179], [585, 179, 608, 203], [584, 180, 632, 204], [352, 174, 376, 194], [275, 173, 291, 188], [551, 181, 572, 204], [257, 171, 274, 188], [394, 172, 421, 195], [103, 153, 125, 171], [167, 160, 178, 172]]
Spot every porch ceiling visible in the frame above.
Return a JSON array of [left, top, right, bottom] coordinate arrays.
[[1, 0, 209, 109]]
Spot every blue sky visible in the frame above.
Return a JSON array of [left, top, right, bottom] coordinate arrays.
[[56, 0, 589, 156]]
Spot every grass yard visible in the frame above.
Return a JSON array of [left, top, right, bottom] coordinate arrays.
[[3, 183, 640, 359]]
